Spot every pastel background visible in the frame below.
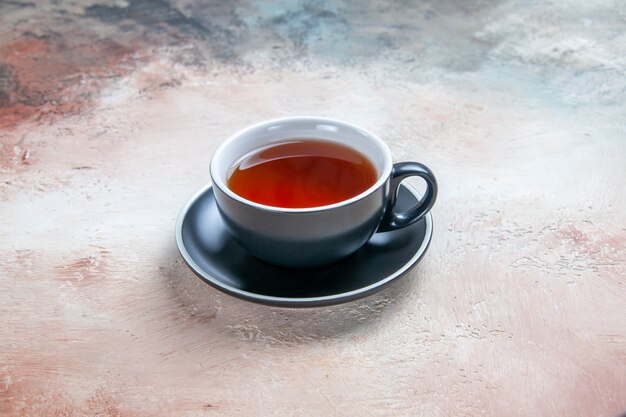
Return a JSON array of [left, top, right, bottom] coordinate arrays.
[[1, 1, 624, 416]]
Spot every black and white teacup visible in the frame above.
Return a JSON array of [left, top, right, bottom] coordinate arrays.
[[210, 116, 437, 268]]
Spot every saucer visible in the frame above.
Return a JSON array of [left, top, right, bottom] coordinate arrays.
[[175, 183, 433, 307]]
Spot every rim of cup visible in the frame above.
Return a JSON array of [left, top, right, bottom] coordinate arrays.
[[209, 116, 394, 213]]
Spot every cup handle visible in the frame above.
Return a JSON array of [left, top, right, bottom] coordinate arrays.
[[377, 162, 438, 232]]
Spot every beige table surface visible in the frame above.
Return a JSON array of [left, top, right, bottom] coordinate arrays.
[[1, 1, 625, 416]]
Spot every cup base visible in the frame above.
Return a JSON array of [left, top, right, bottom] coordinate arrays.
[[175, 183, 433, 307]]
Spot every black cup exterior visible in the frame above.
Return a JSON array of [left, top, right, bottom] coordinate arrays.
[[212, 178, 390, 268]]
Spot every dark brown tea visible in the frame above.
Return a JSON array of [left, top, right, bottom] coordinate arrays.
[[227, 140, 377, 208]]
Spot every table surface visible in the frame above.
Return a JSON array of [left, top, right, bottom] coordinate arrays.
[[1, 1, 624, 416]]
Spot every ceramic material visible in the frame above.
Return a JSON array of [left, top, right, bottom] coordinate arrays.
[[210, 116, 437, 267], [176, 183, 433, 307]]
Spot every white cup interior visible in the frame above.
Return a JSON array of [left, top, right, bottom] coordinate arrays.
[[210, 117, 393, 210]]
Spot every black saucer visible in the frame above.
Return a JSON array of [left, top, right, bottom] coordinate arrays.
[[175, 184, 433, 307]]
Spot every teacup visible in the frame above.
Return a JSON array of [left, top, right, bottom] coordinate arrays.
[[209, 116, 437, 268]]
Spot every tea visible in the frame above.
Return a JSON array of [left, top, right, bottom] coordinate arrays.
[[227, 140, 377, 208]]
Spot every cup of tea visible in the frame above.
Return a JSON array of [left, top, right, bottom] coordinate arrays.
[[209, 116, 437, 268]]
